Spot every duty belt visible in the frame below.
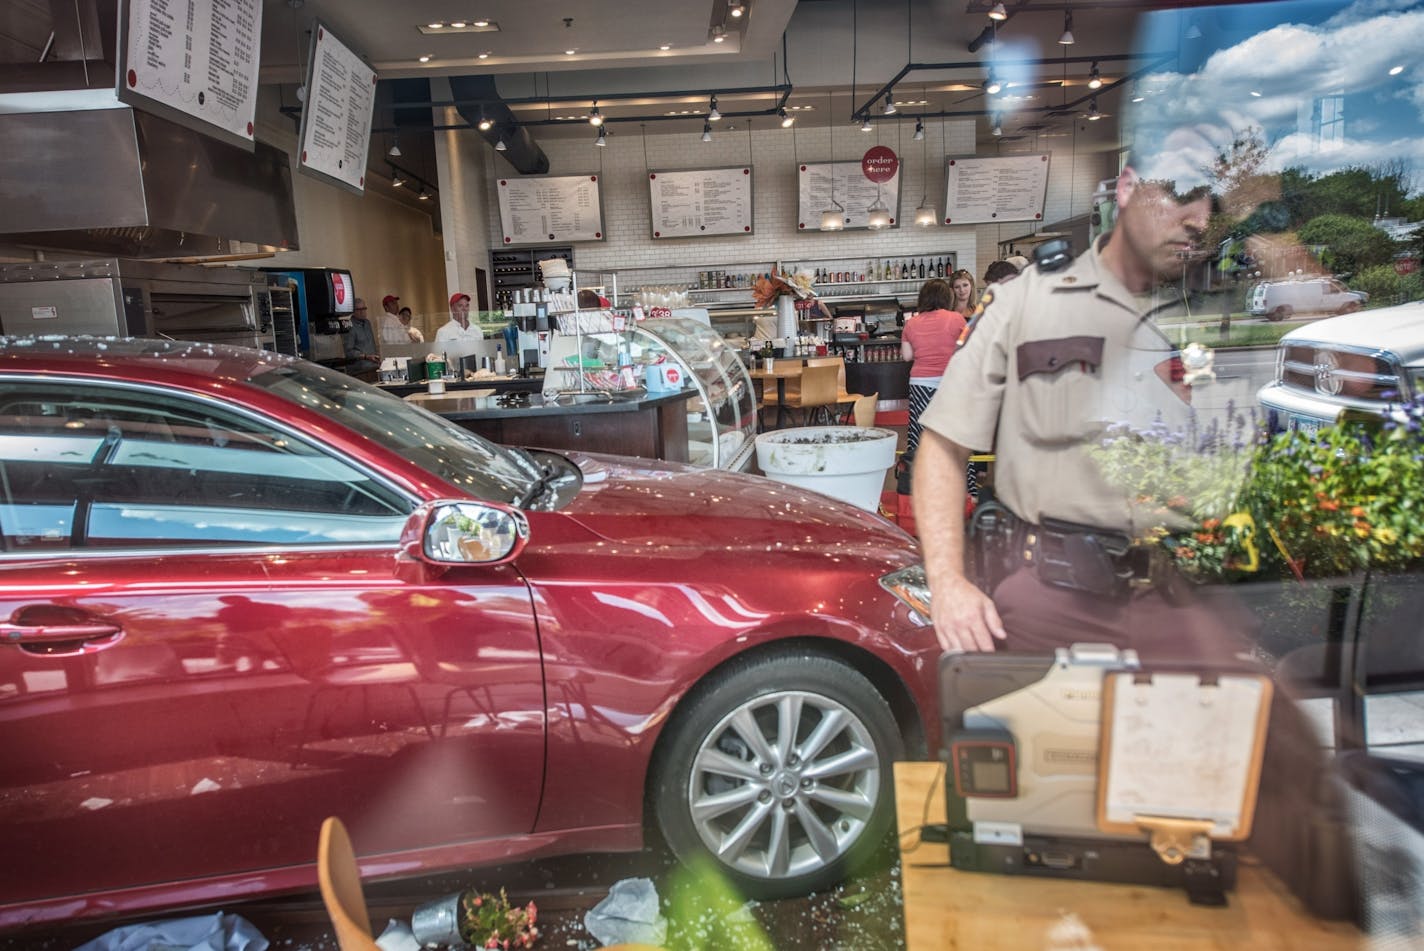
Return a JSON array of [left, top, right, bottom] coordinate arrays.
[[1017, 517, 1153, 599]]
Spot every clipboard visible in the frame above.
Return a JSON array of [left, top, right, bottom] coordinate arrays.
[[1097, 670, 1272, 864]]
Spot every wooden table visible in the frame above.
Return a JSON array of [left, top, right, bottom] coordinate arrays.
[[749, 361, 803, 428], [893, 762, 1363, 950]]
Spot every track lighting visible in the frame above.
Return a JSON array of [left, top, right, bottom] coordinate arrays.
[[711, 23, 727, 42], [913, 118, 924, 141], [860, 116, 872, 132], [391, 173, 405, 187], [1087, 97, 1102, 120], [1088, 61, 1102, 90], [589, 102, 603, 126], [701, 121, 712, 143], [1059, 11, 1075, 45], [986, 73, 1002, 95], [477, 112, 493, 132], [388, 137, 402, 157], [883, 92, 897, 115], [729, 0, 744, 17], [595, 127, 607, 146], [987, 2, 1007, 20], [708, 95, 721, 121], [779, 107, 794, 128], [495, 137, 507, 151], [417, 186, 429, 200]]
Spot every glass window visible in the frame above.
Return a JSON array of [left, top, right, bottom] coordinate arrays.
[[0, 382, 412, 552]]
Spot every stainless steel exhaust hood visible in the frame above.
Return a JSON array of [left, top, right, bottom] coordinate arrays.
[[0, 90, 300, 259]]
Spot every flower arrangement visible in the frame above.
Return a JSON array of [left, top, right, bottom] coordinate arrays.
[[751, 270, 817, 308], [1088, 398, 1424, 584], [458, 888, 539, 949]]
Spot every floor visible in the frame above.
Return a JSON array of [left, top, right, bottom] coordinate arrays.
[[2, 837, 907, 951]]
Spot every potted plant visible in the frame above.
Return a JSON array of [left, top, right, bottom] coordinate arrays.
[[755, 425, 899, 512], [411, 887, 539, 949]]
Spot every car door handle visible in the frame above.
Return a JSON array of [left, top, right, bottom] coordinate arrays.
[[3, 618, 124, 654]]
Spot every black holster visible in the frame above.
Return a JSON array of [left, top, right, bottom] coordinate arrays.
[[967, 500, 1018, 593]]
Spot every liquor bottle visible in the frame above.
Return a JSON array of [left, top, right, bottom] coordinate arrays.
[[918, 258, 926, 279], [494, 346, 507, 376], [900, 260, 910, 279], [937, 256, 945, 278]]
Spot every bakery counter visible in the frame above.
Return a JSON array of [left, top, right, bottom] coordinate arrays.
[[376, 375, 543, 398], [407, 388, 694, 463]]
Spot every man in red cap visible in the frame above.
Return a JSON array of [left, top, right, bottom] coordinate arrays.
[[378, 294, 408, 344], [434, 291, 480, 343]]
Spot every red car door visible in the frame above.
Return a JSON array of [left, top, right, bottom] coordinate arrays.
[[0, 379, 544, 920]]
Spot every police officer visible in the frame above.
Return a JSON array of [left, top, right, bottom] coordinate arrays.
[[913, 130, 1246, 661]]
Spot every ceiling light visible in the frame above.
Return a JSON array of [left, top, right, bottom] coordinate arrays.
[[450, 21, 466, 29], [589, 102, 603, 126], [1086, 97, 1101, 120], [660, 44, 672, 50], [391, 173, 405, 187], [701, 122, 712, 143], [1088, 62, 1102, 90], [388, 138, 401, 157], [417, 186, 430, 200], [427, 22, 443, 29], [474, 20, 489, 28], [820, 206, 845, 231], [867, 198, 891, 230], [1185, 22, 1203, 39], [1389, 65, 1404, 76], [495, 137, 508, 150], [418, 54, 432, 63], [564, 49, 576, 55], [477, 114, 493, 131], [991, 116, 1003, 136], [1059, 11, 1075, 44], [478, 51, 490, 59], [712, 24, 727, 42], [779, 107, 794, 128], [1250, 90, 1261, 97], [883, 92, 897, 115], [708, 95, 721, 121], [986, 74, 1002, 95], [729, 0, 745, 17], [913, 118, 924, 141], [914, 203, 937, 227], [988, 3, 1007, 20], [861, 116, 872, 132], [596, 127, 607, 147], [1130, 82, 1145, 103]]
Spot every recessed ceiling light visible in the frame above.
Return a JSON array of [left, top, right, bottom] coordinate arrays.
[[1250, 90, 1261, 97], [1389, 65, 1405, 75], [659, 44, 672, 50], [565, 49, 576, 55], [427, 22, 443, 29], [418, 54, 432, 63], [477, 51, 490, 59], [418, 21, 499, 35], [450, 21, 466, 28], [474, 19, 489, 27]]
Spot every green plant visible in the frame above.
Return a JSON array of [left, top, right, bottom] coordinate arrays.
[[458, 889, 538, 950]]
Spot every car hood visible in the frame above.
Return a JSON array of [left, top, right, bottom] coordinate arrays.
[[1283, 302, 1424, 363], [553, 451, 918, 559]]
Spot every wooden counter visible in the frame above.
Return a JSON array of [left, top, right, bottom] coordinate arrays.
[[893, 762, 1363, 950], [407, 389, 694, 463]]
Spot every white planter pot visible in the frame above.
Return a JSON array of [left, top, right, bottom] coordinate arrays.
[[755, 426, 897, 511], [775, 295, 798, 342]]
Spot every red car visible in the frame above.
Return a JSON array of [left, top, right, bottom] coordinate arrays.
[[0, 337, 939, 932]]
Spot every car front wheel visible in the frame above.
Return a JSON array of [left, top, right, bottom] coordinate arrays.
[[651, 652, 904, 899]]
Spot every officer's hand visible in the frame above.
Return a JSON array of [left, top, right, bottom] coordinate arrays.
[[932, 574, 1007, 653]]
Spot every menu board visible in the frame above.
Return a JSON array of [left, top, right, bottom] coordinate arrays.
[[296, 22, 378, 195], [648, 167, 754, 239], [942, 154, 1051, 225], [796, 162, 902, 231], [117, 0, 263, 150], [497, 175, 606, 245]]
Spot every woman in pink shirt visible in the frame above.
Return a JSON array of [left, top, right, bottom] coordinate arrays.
[[900, 278, 966, 457]]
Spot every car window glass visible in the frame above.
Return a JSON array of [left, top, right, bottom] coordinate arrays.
[[0, 382, 411, 552]]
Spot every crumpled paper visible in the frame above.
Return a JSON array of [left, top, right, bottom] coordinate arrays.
[[73, 911, 267, 951], [583, 877, 668, 948], [375, 918, 422, 951]]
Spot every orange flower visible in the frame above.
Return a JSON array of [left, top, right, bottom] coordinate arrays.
[[1318, 499, 1339, 511], [1350, 506, 1366, 517], [1202, 518, 1221, 530]]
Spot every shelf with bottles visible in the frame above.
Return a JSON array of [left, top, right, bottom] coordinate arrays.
[[783, 254, 958, 298], [827, 338, 905, 365]]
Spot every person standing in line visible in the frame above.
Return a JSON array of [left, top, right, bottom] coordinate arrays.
[[982, 259, 1020, 289], [900, 278, 967, 459], [344, 298, 381, 380], [435, 292, 482, 343], [398, 306, 424, 343], [378, 294, 408, 344], [948, 269, 977, 317]]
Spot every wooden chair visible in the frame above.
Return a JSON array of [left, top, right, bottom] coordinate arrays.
[[849, 391, 879, 427], [318, 817, 380, 951], [781, 362, 842, 426]]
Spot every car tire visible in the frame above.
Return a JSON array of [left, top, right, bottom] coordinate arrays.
[[1269, 305, 1293, 322], [651, 651, 904, 899]]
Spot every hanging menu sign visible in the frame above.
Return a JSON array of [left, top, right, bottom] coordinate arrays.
[[296, 22, 378, 196], [943, 154, 1051, 225], [796, 161, 901, 231], [117, 0, 263, 150], [647, 166, 754, 239], [497, 174, 606, 245]]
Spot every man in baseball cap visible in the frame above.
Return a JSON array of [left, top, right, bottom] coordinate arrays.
[[378, 294, 407, 344], [435, 291, 480, 343]]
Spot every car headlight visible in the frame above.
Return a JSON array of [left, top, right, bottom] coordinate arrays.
[[879, 564, 932, 626]]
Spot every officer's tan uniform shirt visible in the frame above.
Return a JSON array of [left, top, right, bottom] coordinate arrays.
[[921, 234, 1198, 536]]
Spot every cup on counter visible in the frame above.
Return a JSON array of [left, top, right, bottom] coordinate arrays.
[[765, 357, 775, 373], [425, 357, 446, 395]]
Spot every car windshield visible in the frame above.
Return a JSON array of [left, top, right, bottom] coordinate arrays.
[[248, 363, 542, 503]]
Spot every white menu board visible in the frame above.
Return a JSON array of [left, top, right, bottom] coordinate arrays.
[[796, 162, 902, 231], [497, 174, 606, 245], [648, 166, 754, 239], [943, 154, 1051, 225], [117, 0, 263, 150], [296, 22, 378, 195]]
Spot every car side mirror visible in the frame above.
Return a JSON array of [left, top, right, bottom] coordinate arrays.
[[400, 500, 529, 568]]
